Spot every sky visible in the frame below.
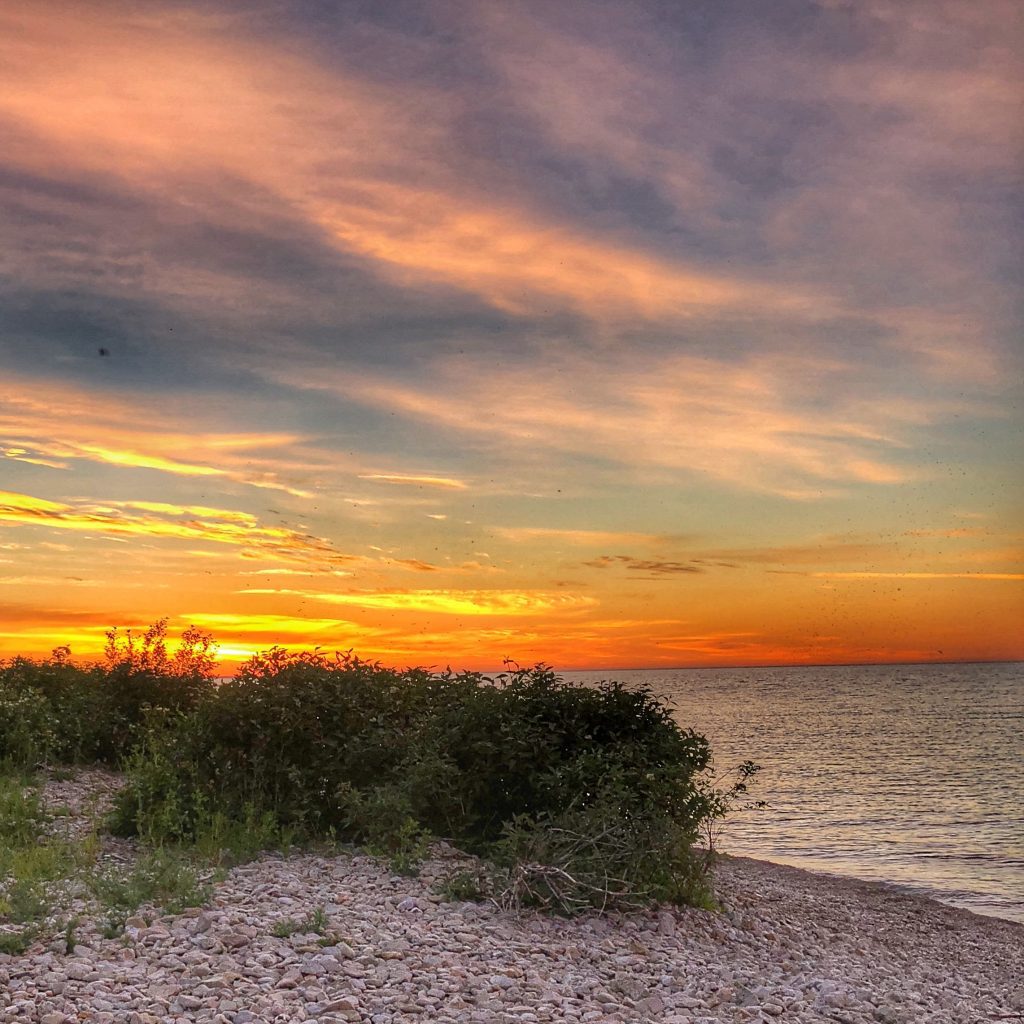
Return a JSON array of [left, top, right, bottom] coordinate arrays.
[[1, 0, 1021, 671]]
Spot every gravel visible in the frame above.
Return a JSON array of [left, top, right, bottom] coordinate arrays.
[[2, 772, 1020, 1024]]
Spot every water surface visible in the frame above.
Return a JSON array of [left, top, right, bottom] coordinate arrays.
[[562, 662, 1024, 923]]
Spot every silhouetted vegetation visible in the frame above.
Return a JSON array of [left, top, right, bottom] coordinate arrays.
[[0, 625, 758, 914], [0, 620, 214, 766]]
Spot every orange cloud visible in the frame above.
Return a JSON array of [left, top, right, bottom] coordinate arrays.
[[182, 612, 379, 637], [492, 527, 666, 546], [903, 527, 990, 539], [240, 587, 598, 617], [74, 445, 224, 478], [285, 351, 945, 498], [813, 572, 1024, 581], [0, 490, 355, 567], [0, 3, 828, 326], [584, 555, 703, 576], [309, 183, 822, 320], [703, 541, 903, 566], [359, 474, 468, 490], [0, 380, 320, 498], [109, 501, 259, 525]]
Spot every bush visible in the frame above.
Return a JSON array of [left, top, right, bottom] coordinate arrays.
[[403, 666, 716, 852], [3, 624, 757, 915], [110, 650, 434, 839], [0, 622, 216, 768], [0, 678, 56, 767], [111, 654, 752, 912]]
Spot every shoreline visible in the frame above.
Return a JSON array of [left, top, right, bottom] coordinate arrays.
[[714, 851, 1024, 929], [2, 772, 1022, 1023]]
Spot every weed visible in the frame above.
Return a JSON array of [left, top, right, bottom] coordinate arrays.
[[436, 866, 493, 904], [0, 926, 36, 955], [271, 917, 302, 938], [0, 774, 45, 848], [88, 848, 210, 918], [63, 915, 80, 954], [4, 879, 48, 924], [305, 905, 328, 934]]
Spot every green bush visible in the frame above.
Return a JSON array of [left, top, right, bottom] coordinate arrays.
[[0, 678, 56, 767], [0, 621, 215, 767], [3, 624, 757, 915], [110, 650, 434, 839], [110, 654, 752, 911], [403, 666, 716, 852]]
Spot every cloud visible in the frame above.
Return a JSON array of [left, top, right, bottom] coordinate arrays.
[[0, 377, 322, 498], [107, 501, 260, 525], [703, 541, 903, 566], [359, 474, 468, 490], [181, 612, 378, 636], [903, 527, 990, 539], [287, 349, 960, 498], [0, 489, 356, 568], [583, 555, 703, 576], [390, 559, 440, 573], [492, 527, 666, 546], [0, 1, 1019, 669], [0, 0, 834, 333], [239, 587, 598, 617], [813, 571, 1024, 581]]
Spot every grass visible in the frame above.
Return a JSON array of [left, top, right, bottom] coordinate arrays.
[[88, 848, 212, 917], [0, 769, 234, 952], [271, 905, 329, 938], [0, 774, 64, 929]]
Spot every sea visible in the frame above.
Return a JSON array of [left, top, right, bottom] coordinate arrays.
[[561, 662, 1024, 924]]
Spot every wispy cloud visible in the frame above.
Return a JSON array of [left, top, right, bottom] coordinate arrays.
[[289, 350, 956, 498], [0, 379, 320, 498], [492, 527, 667, 546], [359, 474, 468, 490], [0, 1, 1019, 668], [813, 571, 1024, 581], [583, 555, 703, 577], [239, 587, 598, 617], [0, 490, 355, 567], [702, 540, 904, 566]]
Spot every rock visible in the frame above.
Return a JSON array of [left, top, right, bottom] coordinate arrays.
[[9, 771, 1022, 1024]]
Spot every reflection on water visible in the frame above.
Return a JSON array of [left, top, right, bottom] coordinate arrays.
[[562, 662, 1024, 923]]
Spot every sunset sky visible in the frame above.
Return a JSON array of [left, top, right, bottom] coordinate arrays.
[[1, 0, 1021, 670]]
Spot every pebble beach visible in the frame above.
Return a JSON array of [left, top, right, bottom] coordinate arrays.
[[2, 772, 1021, 1024]]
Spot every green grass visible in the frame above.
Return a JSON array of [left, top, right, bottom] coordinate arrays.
[[271, 905, 329, 938], [88, 847, 212, 921], [0, 769, 219, 950], [0, 774, 60, 927], [0, 927, 37, 955]]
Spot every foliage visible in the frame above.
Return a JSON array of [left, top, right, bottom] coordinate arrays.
[[271, 905, 328, 938], [0, 774, 90, 937], [0, 621, 216, 767], [88, 847, 211, 922], [0, 679, 56, 767], [110, 651, 755, 911], [3, 627, 759, 916]]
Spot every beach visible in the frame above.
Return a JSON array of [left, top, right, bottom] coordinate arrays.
[[2, 772, 1021, 1024]]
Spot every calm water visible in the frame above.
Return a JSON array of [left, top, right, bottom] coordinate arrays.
[[562, 662, 1024, 923]]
